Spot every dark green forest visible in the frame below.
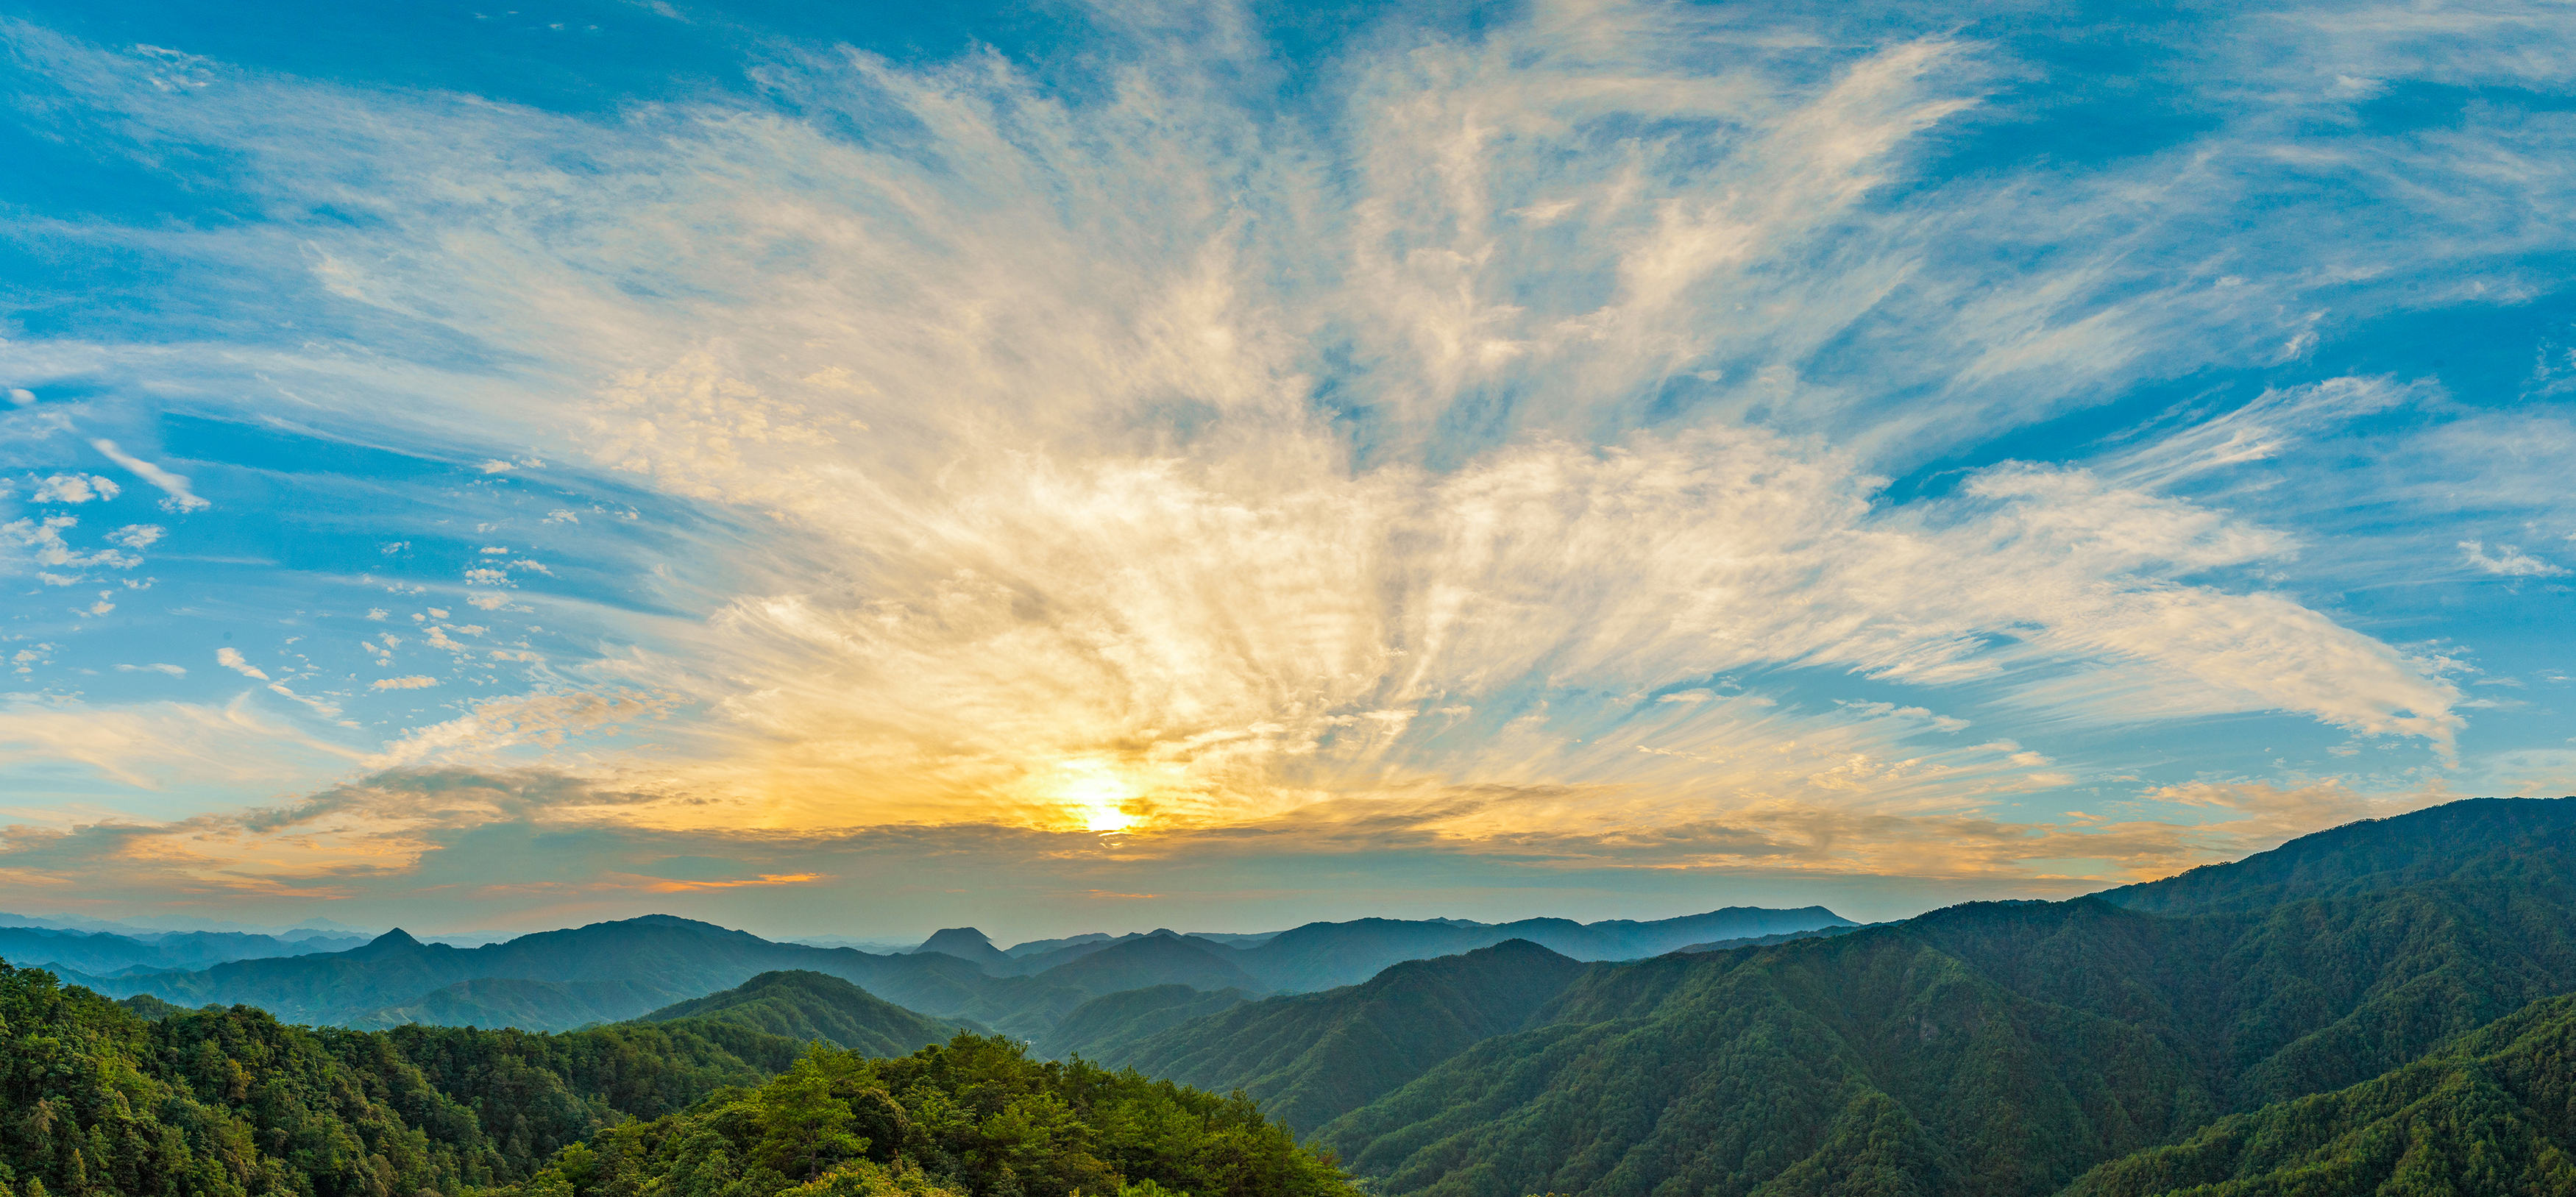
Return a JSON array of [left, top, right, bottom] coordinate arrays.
[[0, 963, 1352, 1197], [2062, 992, 2576, 1196], [1299, 798, 2576, 1197], [491, 1036, 1358, 1197], [0, 959, 808, 1197]]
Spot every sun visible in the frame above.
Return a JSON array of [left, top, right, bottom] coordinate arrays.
[[1051, 762, 1140, 833]]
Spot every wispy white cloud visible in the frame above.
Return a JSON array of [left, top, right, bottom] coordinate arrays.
[[0, 0, 2557, 898], [86, 438, 209, 511], [2460, 539, 2566, 577], [214, 647, 269, 681], [0, 696, 357, 789], [3, 514, 144, 582], [22, 473, 121, 503]]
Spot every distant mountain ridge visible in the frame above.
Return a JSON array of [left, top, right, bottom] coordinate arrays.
[[0, 923, 369, 976], [909, 906, 1859, 992], [64, 913, 1087, 1035], [62, 902, 1844, 1040], [1035, 930, 1269, 995]]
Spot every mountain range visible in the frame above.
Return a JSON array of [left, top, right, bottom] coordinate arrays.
[[46, 903, 1850, 1040], [0, 923, 369, 976], [909, 906, 1855, 990], [12, 794, 2576, 1197], [1300, 796, 2576, 1196]]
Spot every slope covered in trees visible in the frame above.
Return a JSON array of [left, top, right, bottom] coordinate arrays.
[[0, 959, 1354, 1197], [1032, 984, 1249, 1063], [350, 978, 682, 1032], [491, 1036, 1361, 1197], [1315, 797, 2576, 1197], [638, 971, 964, 1055], [2097, 796, 2576, 917], [0, 958, 803, 1197], [1091, 940, 1586, 1134], [2065, 992, 2576, 1196]]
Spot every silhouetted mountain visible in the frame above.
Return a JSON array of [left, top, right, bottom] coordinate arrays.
[[1185, 929, 1287, 948], [1229, 906, 1853, 992], [0, 923, 366, 975], [1035, 982, 1250, 1061], [992, 928, 1257, 976], [912, 926, 1013, 968], [1033, 928, 1266, 994], [637, 970, 962, 1055], [1100, 940, 1587, 1133], [77, 914, 1087, 1036], [1001, 931, 1115, 957], [2066, 992, 2576, 1196], [1664, 926, 1859, 954], [2096, 795, 2576, 914], [1316, 796, 2576, 1197]]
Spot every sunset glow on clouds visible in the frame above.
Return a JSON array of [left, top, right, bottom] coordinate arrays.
[[0, 0, 2570, 938]]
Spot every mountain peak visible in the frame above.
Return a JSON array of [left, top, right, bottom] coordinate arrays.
[[913, 927, 1009, 966], [344, 928, 423, 959]]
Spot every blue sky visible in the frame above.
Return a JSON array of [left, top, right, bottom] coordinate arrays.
[[0, 0, 2569, 942]]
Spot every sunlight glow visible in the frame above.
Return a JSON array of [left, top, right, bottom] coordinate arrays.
[[1051, 762, 1142, 833]]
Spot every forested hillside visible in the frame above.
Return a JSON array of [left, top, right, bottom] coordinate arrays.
[[1087, 940, 1586, 1133], [0, 958, 804, 1197], [489, 1036, 1360, 1197], [0, 961, 1355, 1197], [1313, 797, 2576, 1197], [350, 978, 681, 1031], [2065, 992, 2576, 1196], [1032, 984, 1249, 1063], [638, 970, 964, 1055]]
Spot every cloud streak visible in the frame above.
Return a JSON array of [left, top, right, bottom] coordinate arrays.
[[0, 0, 2566, 921]]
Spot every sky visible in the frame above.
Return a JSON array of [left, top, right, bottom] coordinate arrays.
[[0, 0, 2571, 944]]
